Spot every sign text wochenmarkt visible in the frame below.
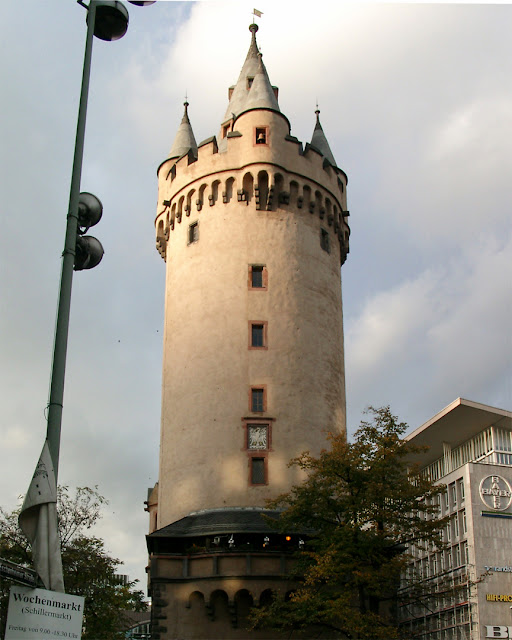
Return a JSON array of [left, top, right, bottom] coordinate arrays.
[[5, 586, 84, 640]]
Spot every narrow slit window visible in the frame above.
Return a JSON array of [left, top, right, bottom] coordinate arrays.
[[320, 228, 330, 253], [188, 221, 199, 244]]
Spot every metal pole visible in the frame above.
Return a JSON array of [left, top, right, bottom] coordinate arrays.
[[46, 1, 97, 481]]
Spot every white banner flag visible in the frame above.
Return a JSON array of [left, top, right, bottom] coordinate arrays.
[[18, 441, 64, 592]]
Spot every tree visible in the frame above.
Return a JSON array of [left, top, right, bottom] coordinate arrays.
[[250, 406, 452, 639], [0, 486, 146, 640]]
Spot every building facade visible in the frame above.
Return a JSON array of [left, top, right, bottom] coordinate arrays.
[[146, 23, 350, 639], [400, 398, 512, 640]]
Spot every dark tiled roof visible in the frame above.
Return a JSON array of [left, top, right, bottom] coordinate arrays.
[[148, 508, 284, 538]]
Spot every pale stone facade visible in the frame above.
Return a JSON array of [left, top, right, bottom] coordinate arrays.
[[146, 23, 350, 639]]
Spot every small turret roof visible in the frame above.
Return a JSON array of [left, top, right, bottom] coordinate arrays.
[[168, 101, 198, 160], [243, 52, 279, 112], [223, 24, 279, 122], [311, 108, 337, 167]]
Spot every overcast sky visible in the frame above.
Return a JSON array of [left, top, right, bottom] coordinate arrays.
[[1, 0, 511, 593]]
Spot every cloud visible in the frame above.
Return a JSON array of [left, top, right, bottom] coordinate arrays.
[[346, 233, 512, 432], [1, 0, 511, 591]]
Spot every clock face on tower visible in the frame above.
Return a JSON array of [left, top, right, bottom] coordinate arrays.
[[248, 424, 268, 449]]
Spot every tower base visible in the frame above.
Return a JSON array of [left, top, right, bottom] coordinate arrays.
[[147, 508, 321, 639]]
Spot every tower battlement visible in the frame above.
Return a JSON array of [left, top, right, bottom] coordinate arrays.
[[156, 109, 350, 264]]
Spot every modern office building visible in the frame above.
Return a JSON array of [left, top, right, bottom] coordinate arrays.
[[399, 398, 512, 640], [145, 22, 351, 639]]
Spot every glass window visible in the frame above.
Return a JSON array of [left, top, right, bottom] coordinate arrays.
[[251, 266, 264, 288], [251, 324, 264, 347], [458, 479, 465, 502], [455, 544, 461, 567], [462, 540, 469, 564], [251, 388, 264, 412], [251, 457, 265, 484]]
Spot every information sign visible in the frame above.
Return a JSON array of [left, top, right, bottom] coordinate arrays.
[[5, 586, 84, 640]]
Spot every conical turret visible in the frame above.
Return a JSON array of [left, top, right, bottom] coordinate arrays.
[[222, 24, 279, 123], [168, 101, 198, 161], [243, 52, 279, 112], [311, 107, 337, 167]]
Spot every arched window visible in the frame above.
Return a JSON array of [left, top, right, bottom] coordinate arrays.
[[235, 589, 253, 620], [256, 171, 269, 211], [210, 590, 229, 622], [289, 181, 299, 206], [186, 189, 195, 216], [170, 203, 176, 229], [188, 590, 205, 612], [242, 172, 254, 203], [197, 183, 207, 210], [259, 589, 274, 608], [223, 177, 235, 203], [303, 185, 312, 212], [209, 180, 220, 206], [177, 196, 184, 222]]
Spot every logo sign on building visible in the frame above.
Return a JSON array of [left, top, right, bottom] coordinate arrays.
[[5, 586, 84, 640], [480, 475, 512, 511], [486, 627, 512, 638]]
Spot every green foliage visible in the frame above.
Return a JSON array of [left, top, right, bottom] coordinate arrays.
[[0, 486, 146, 640], [251, 406, 450, 639]]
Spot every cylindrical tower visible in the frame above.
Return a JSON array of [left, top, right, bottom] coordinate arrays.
[[146, 24, 350, 639]]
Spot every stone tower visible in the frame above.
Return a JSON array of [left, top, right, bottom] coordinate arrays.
[[146, 23, 350, 639]]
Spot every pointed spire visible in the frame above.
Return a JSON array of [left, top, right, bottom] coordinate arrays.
[[243, 52, 279, 112], [168, 100, 198, 160], [223, 23, 279, 122], [311, 107, 337, 167]]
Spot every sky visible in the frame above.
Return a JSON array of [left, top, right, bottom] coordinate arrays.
[[1, 0, 511, 594]]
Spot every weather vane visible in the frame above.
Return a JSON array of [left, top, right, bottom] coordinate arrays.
[[253, 8, 263, 21]]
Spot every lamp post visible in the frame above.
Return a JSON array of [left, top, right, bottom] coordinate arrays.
[[16, 0, 154, 595], [46, 0, 154, 480]]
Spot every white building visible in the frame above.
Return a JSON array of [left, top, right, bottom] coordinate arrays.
[[400, 398, 512, 640]]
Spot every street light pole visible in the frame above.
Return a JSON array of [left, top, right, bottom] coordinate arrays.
[[46, 1, 98, 481], [19, 0, 152, 594], [46, 0, 137, 479]]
